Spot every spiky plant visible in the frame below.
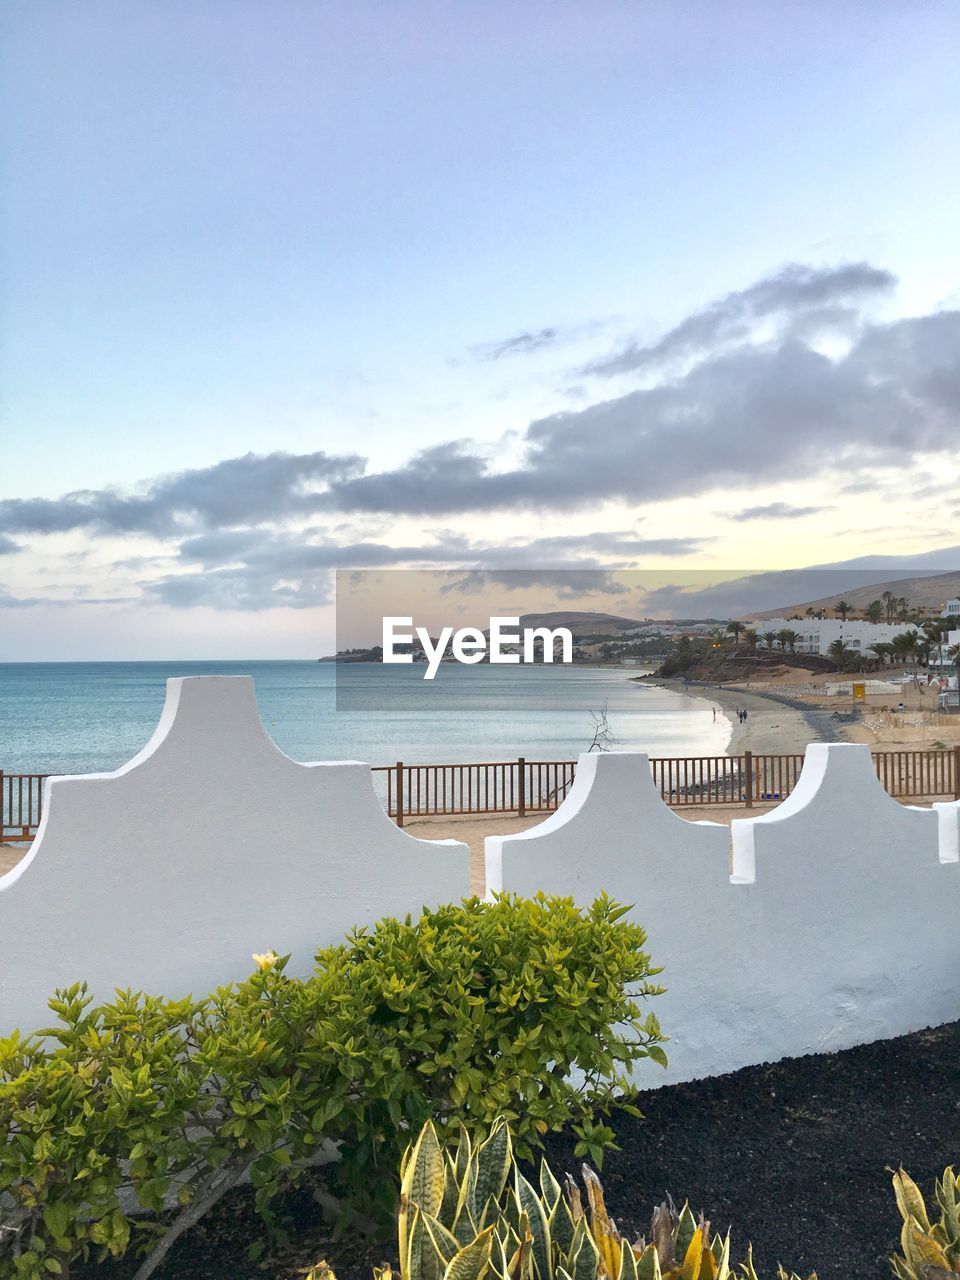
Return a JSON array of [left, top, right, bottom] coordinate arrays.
[[890, 1166, 960, 1280], [351, 1118, 813, 1280]]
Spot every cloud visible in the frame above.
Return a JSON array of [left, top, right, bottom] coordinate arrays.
[[730, 502, 829, 521], [325, 305, 960, 516], [471, 327, 561, 360], [146, 529, 704, 610], [5, 260, 959, 618], [0, 535, 20, 554], [0, 450, 364, 537], [580, 261, 896, 378]]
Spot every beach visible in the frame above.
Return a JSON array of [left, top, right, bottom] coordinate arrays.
[[669, 679, 849, 755], [669, 665, 960, 755]]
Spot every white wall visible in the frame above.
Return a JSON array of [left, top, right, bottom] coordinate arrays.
[[747, 617, 920, 656], [0, 676, 470, 1036], [489, 746, 960, 1087], [5, 684, 959, 1091]]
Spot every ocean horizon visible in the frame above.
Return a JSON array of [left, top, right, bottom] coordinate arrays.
[[0, 660, 730, 777]]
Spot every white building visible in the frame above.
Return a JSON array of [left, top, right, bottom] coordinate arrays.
[[930, 628, 960, 668], [941, 598, 960, 618], [745, 617, 921, 658]]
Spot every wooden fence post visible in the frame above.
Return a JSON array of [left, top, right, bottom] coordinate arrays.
[[743, 750, 753, 809], [396, 761, 404, 828], [517, 757, 526, 817], [954, 745, 960, 801]]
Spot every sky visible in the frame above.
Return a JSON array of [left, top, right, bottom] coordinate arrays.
[[1, 0, 959, 658]]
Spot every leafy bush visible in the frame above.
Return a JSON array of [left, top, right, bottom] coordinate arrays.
[[0, 894, 664, 1280], [305, 1117, 814, 1280]]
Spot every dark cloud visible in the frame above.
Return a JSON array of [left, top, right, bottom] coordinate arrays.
[[0, 535, 20, 554], [580, 261, 896, 379], [437, 569, 626, 599], [731, 503, 829, 521], [0, 586, 137, 608], [0, 451, 363, 537], [326, 306, 960, 516]]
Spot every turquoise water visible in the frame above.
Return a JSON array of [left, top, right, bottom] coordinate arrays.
[[0, 661, 729, 776]]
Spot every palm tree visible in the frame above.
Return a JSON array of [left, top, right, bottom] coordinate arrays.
[[776, 628, 798, 653], [896, 597, 911, 622], [726, 620, 745, 646], [833, 599, 853, 621], [762, 630, 777, 650], [891, 630, 918, 670], [869, 642, 892, 667], [865, 599, 883, 623], [950, 642, 960, 678], [882, 590, 897, 623], [827, 638, 848, 668], [743, 628, 759, 651]]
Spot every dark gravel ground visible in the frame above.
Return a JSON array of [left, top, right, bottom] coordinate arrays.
[[76, 1020, 960, 1280]]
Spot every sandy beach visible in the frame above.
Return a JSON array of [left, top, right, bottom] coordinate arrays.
[[669, 665, 960, 755], [667, 679, 852, 755]]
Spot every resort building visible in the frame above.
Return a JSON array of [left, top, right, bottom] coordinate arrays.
[[744, 617, 921, 657], [941, 598, 960, 618]]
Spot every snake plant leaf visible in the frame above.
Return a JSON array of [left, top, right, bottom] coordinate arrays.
[[679, 1228, 704, 1280], [443, 1225, 495, 1280], [904, 1222, 951, 1274], [893, 1169, 933, 1233], [476, 1119, 513, 1212], [423, 1212, 463, 1266], [453, 1126, 473, 1185], [636, 1244, 662, 1280], [570, 1221, 601, 1280], [649, 1202, 678, 1271], [507, 1218, 534, 1280], [404, 1122, 446, 1218], [712, 1231, 731, 1280], [405, 1209, 432, 1280], [540, 1159, 563, 1212], [549, 1190, 576, 1257], [453, 1202, 481, 1247], [675, 1206, 697, 1269], [516, 1172, 553, 1280], [581, 1165, 620, 1280], [618, 1242, 639, 1280]]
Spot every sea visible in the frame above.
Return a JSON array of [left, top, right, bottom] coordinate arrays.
[[0, 661, 730, 777]]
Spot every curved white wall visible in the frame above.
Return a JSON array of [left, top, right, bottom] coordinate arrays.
[[0, 676, 470, 1035], [490, 746, 958, 1086]]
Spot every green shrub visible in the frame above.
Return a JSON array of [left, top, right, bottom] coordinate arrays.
[[0, 894, 664, 1280]]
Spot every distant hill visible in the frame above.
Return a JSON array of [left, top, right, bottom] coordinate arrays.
[[745, 569, 960, 620], [503, 611, 650, 637]]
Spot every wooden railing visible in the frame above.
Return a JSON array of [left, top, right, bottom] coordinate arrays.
[[1, 772, 47, 843], [3, 747, 959, 839], [373, 746, 960, 825]]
